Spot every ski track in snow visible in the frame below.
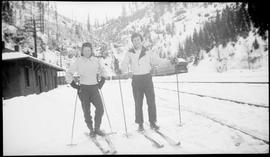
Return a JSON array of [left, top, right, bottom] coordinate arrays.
[[154, 86, 269, 142]]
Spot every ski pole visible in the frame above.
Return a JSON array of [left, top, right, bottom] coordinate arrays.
[[99, 89, 115, 134], [118, 75, 128, 137], [175, 69, 182, 126], [67, 92, 78, 146]]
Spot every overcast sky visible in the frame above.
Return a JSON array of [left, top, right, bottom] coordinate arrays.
[[55, 2, 130, 25]]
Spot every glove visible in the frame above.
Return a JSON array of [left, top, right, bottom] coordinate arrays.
[[115, 68, 122, 75], [114, 58, 122, 75], [127, 72, 133, 78], [98, 77, 106, 89], [70, 80, 80, 90]]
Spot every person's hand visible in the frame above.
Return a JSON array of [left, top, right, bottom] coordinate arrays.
[[127, 72, 133, 78], [98, 77, 106, 89], [70, 80, 80, 90], [114, 58, 122, 75], [115, 69, 122, 75]]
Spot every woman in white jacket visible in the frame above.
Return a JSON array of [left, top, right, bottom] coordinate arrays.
[[66, 42, 106, 137]]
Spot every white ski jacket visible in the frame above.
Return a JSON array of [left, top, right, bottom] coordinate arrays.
[[120, 46, 167, 75], [66, 56, 107, 85]]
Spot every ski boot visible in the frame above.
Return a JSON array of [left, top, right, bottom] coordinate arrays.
[[94, 128, 106, 136], [150, 123, 160, 130], [138, 123, 144, 132], [89, 128, 96, 138]]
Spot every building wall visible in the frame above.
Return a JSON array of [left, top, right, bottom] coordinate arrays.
[[19, 63, 36, 96], [2, 62, 22, 99], [3, 59, 61, 99]]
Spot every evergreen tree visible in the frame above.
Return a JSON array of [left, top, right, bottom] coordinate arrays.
[[192, 28, 200, 53], [162, 52, 166, 58], [122, 4, 127, 18], [184, 36, 193, 57], [2, 1, 14, 24], [234, 3, 250, 38], [87, 14, 91, 33], [222, 6, 235, 42], [172, 22, 176, 36], [239, 3, 251, 37], [204, 21, 215, 46], [247, 2, 268, 40], [166, 23, 172, 36], [227, 5, 238, 42], [233, 4, 243, 35], [197, 28, 205, 50], [75, 24, 81, 38], [178, 44, 186, 58], [159, 51, 163, 58], [220, 9, 230, 47], [204, 22, 215, 52], [214, 10, 222, 45], [253, 38, 259, 50]]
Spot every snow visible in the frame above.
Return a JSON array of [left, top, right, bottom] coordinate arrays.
[[3, 68, 269, 155], [2, 52, 29, 60], [2, 52, 64, 71]]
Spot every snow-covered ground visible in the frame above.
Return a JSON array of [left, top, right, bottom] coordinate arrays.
[[3, 68, 269, 155]]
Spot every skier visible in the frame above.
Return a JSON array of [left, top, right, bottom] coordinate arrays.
[[66, 42, 107, 137], [115, 33, 177, 132]]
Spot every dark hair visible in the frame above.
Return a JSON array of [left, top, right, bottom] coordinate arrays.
[[81, 42, 93, 56], [131, 32, 143, 42]]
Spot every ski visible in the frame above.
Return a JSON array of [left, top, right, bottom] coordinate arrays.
[[104, 132, 117, 136], [84, 132, 110, 154], [103, 135, 117, 154], [153, 130, 181, 146], [140, 131, 164, 148]]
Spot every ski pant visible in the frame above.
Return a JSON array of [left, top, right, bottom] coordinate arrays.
[[78, 84, 104, 131], [131, 73, 157, 125]]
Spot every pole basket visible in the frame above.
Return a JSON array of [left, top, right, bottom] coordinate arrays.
[[177, 122, 184, 127], [122, 133, 132, 138]]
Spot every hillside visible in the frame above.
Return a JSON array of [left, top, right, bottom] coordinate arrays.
[[2, 2, 268, 75], [2, 1, 95, 69], [88, 2, 267, 76]]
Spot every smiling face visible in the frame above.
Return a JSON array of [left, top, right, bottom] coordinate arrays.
[[132, 36, 143, 50], [82, 46, 92, 58]]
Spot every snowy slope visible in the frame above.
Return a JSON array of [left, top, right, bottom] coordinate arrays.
[[105, 2, 268, 75]]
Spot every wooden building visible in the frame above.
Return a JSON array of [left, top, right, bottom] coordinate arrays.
[[2, 48, 65, 99]]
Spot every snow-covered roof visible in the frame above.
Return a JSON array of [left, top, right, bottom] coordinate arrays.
[[2, 52, 65, 71]]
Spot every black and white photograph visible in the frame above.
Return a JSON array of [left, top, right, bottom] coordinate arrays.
[[2, 1, 269, 155]]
